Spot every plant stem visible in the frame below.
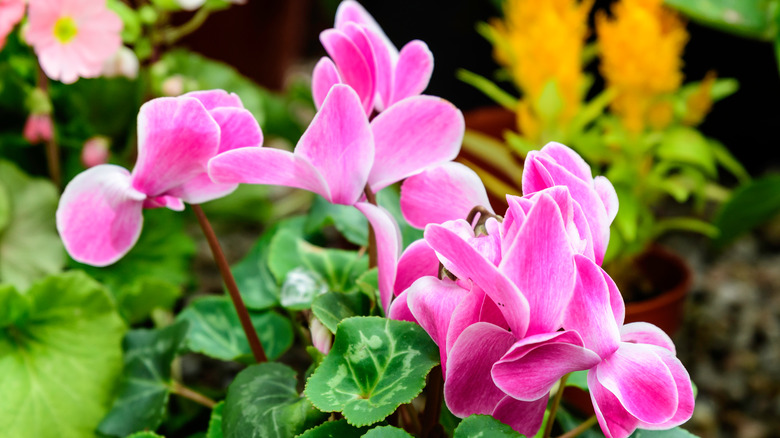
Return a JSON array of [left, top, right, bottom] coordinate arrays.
[[544, 373, 570, 438], [420, 366, 444, 437], [164, 6, 211, 44], [363, 186, 378, 269], [192, 204, 268, 363], [169, 381, 217, 409], [556, 415, 598, 438], [37, 65, 60, 189]]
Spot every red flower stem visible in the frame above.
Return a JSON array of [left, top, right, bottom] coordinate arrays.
[[420, 365, 444, 437], [363, 186, 378, 269], [192, 204, 268, 363], [37, 65, 60, 189], [544, 373, 570, 438]]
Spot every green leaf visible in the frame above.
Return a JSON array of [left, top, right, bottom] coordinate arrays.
[[296, 419, 371, 437], [232, 217, 306, 310], [376, 188, 424, 249], [97, 320, 190, 437], [456, 69, 519, 110], [0, 180, 10, 233], [207, 401, 225, 438], [268, 228, 306, 283], [126, 432, 166, 438], [116, 277, 181, 324], [107, 0, 141, 43], [355, 268, 379, 303], [223, 362, 328, 438], [713, 174, 780, 247], [709, 139, 750, 183], [306, 195, 369, 246], [664, 0, 776, 40], [311, 291, 373, 334], [0, 271, 125, 438], [304, 316, 439, 427], [453, 415, 523, 437], [362, 426, 415, 437], [565, 370, 589, 391], [176, 296, 293, 362], [657, 127, 717, 177], [535, 80, 565, 122], [298, 240, 368, 293], [280, 267, 329, 311], [0, 161, 64, 291], [629, 427, 700, 437]]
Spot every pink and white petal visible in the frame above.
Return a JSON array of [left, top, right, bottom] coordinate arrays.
[[369, 96, 465, 191], [56, 165, 146, 267], [500, 195, 526, 248], [355, 202, 401, 314], [364, 27, 394, 111], [400, 162, 492, 229], [144, 195, 185, 211], [620, 322, 676, 354], [492, 331, 601, 401], [296, 84, 374, 205], [388, 290, 416, 323], [208, 147, 330, 200], [184, 89, 243, 110], [340, 23, 376, 94], [132, 97, 220, 196], [443, 322, 516, 417], [166, 173, 238, 205], [334, 0, 397, 59], [604, 268, 626, 327], [571, 200, 596, 260], [320, 28, 375, 113], [538, 142, 593, 183], [492, 395, 549, 438], [387, 40, 433, 106], [425, 223, 530, 337], [499, 192, 576, 335], [209, 107, 263, 153], [637, 346, 694, 430], [394, 239, 439, 296], [445, 284, 488, 356], [588, 370, 641, 438], [566, 255, 621, 358], [406, 277, 469, 373], [311, 57, 342, 110], [521, 151, 555, 195], [596, 343, 678, 425], [594, 175, 619, 224]]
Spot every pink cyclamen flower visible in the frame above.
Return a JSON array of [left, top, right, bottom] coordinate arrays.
[[81, 136, 110, 168], [23, 113, 53, 144], [57, 90, 262, 266], [312, 0, 434, 114], [26, 0, 122, 84], [0, 0, 25, 50]]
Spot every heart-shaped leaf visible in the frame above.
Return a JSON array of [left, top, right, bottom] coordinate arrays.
[[453, 415, 522, 437], [311, 291, 372, 334], [296, 419, 370, 437], [304, 317, 439, 427], [362, 426, 415, 437], [207, 401, 225, 438], [223, 362, 327, 438]]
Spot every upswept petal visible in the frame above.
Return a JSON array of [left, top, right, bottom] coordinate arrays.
[[320, 28, 375, 114], [208, 147, 330, 199], [388, 40, 433, 107], [636, 346, 694, 430], [388, 289, 416, 323], [354, 202, 401, 313], [394, 239, 439, 296], [566, 255, 621, 358], [499, 192, 576, 335], [132, 97, 220, 196], [537, 142, 593, 182], [368, 96, 465, 192], [605, 266, 626, 327], [620, 322, 676, 354], [165, 173, 238, 205], [594, 175, 619, 223], [425, 223, 530, 337], [492, 395, 549, 437], [492, 331, 601, 401], [400, 162, 492, 229], [406, 277, 470, 373], [184, 89, 244, 110], [443, 322, 515, 417], [296, 84, 374, 205], [209, 107, 263, 153], [588, 370, 641, 438], [596, 342, 678, 424], [334, 0, 398, 60], [364, 27, 394, 111], [445, 284, 488, 356], [341, 22, 377, 96], [312, 57, 342, 110], [500, 195, 527, 248], [56, 165, 146, 267]]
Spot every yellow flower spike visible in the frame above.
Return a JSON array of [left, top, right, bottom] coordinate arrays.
[[647, 99, 675, 131], [597, 0, 688, 133], [683, 71, 717, 126], [489, 0, 593, 136]]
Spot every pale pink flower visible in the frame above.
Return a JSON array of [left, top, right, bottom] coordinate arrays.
[[0, 0, 25, 50], [81, 136, 110, 168], [26, 0, 122, 84], [23, 113, 53, 144], [101, 46, 139, 79]]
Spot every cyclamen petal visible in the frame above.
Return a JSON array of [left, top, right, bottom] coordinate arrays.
[[394, 239, 439, 296], [354, 201, 401, 313], [492, 395, 549, 438], [185, 89, 244, 110], [637, 346, 694, 430], [320, 28, 375, 114], [620, 322, 676, 353], [388, 289, 416, 323], [56, 165, 146, 267], [369, 95, 464, 192], [589, 370, 641, 438], [388, 40, 434, 107], [312, 57, 342, 110]]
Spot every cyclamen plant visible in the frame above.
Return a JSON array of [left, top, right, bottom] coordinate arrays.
[[46, 1, 695, 437]]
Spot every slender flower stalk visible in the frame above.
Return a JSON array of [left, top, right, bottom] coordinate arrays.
[[421, 366, 444, 437], [556, 416, 598, 438], [169, 380, 217, 408], [36, 65, 61, 188], [192, 204, 267, 363], [543, 373, 570, 438], [364, 186, 378, 269]]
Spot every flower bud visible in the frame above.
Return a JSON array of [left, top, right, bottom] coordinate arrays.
[[81, 136, 111, 168], [101, 46, 140, 79], [161, 75, 185, 97], [310, 317, 332, 355], [23, 113, 53, 144]]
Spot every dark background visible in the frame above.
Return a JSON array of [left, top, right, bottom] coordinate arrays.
[[183, 0, 780, 175]]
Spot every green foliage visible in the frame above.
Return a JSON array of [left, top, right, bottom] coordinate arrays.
[[713, 174, 780, 247], [176, 295, 293, 362], [207, 402, 225, 438], [453, 415, 523, 437], [658, 127, 717, 177], [0, 271, 125, 438], [304, 317, 439, 427], [126, 432, 167, 438], [0, 161, 64, 291], [296, 419, 371, 437], [98, 320, 190, 437], [362, 426, 415, 437], [311, 291, 373, 334], [664, 0, 778, 40], [629, 427, 700, 437], [116, 278, 182, 325], [223, 362, 328, 438]]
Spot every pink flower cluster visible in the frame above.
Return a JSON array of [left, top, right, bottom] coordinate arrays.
[[391, 144, 694, 437]]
